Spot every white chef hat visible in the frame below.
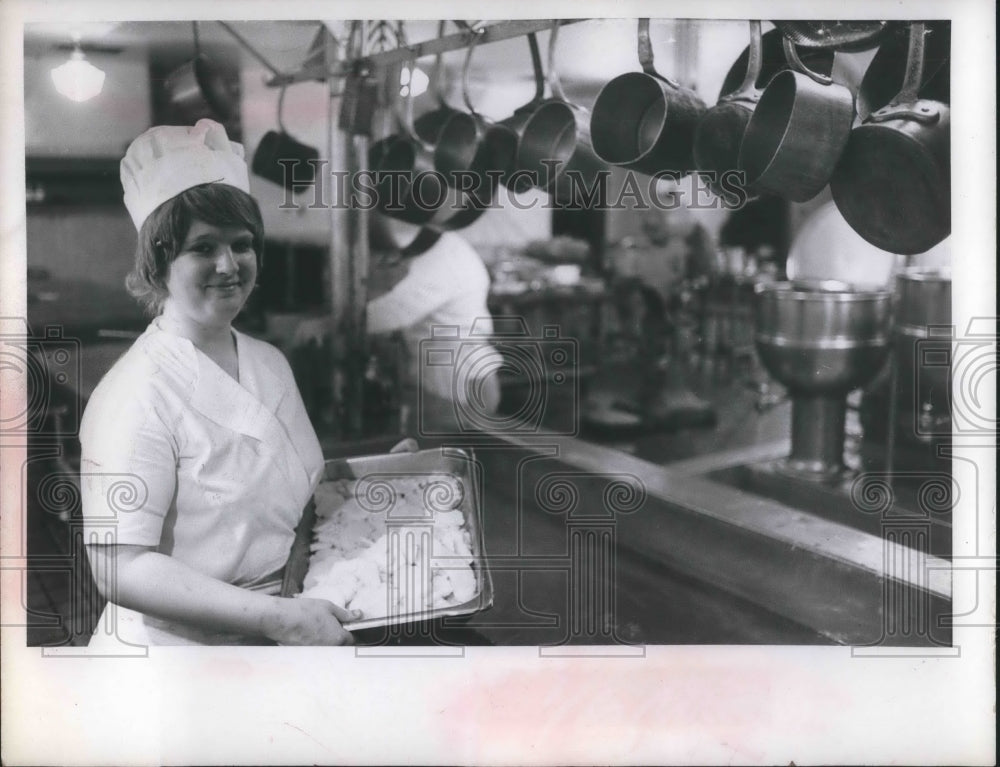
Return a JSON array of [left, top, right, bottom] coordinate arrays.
[[120, 119, 251, 231]]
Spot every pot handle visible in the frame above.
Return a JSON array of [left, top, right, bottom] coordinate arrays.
[[720, 20, 763, 103], [460, 23, 487, 114], [276, 84, 290, 134], [870, 22, 940, 124], [638, 17, 681, 89], [782, 35, 833, 85], [429, 21, 450, 109], [546, 21, 569, 102], [393, 50, 432, 149], [508, 32, 546, 114], [192, 20, 201, 58]]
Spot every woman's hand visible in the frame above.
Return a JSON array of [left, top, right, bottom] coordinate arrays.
[[264, 596, 361, 646], [85, 544, 362, 646]]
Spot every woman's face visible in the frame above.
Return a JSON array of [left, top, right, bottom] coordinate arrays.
[[163, 219, 257, 329]]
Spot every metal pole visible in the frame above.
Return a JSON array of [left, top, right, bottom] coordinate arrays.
[[347, 23, 371, 440], [326, 21, 372, 441], [327, 25, 351, 439], [266, 18, 585, 86]]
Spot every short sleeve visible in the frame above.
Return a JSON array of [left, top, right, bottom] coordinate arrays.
[[79, 380, 178, 547]]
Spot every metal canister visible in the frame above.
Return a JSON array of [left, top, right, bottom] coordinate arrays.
[[893, 267, 952, 443]]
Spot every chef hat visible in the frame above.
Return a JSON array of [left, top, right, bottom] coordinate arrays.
[[120, 119, 251, 231]]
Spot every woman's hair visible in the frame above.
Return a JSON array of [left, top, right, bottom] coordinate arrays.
[[126, 183, 265, 316]]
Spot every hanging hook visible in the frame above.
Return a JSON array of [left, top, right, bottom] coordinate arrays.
[[782, 35, 833, 86], [637, 18, 681, 89], [429, 20, 450, 108], [461, 23, 487, 114]]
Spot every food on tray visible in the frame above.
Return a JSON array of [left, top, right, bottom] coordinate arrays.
[[298, 473, 477, 620]]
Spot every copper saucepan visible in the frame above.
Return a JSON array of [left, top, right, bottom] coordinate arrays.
[[412, 22, 465, 145], [367, 58, 452, 227], [692, 20, 764, 205], [426, 26, 504, 229], [590, 18, 707, 177], [830, 22, 950, 255], [165, 22, 236, 122], [251, 85, 320, 193], [516, 22, 606, 200], [484, 32, 548, 194], [433, 26, 507, 217], [738, 36, 854, 202]]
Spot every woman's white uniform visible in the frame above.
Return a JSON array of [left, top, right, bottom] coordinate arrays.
[[80, 320, 324, 646], [366, 231, 502, 432]]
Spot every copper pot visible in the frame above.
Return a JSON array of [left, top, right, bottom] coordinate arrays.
[[738, 37, 854, 202], [693, 21, 763, 205], [590, 18, 706, 177], [830, 23, 950, 255], [164, 24, 235, 122]]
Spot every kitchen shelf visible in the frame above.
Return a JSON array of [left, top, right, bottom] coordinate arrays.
[[26, 156, 123, 206]]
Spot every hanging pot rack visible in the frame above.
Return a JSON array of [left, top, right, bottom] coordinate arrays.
[[219, 19, 588, 87]]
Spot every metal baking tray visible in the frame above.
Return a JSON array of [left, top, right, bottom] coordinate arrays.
[[281, 447, 493, 631]]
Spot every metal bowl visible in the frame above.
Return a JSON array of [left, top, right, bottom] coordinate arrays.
[[755, 281, 893, 393]]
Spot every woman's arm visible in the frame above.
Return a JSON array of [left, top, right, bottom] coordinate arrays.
[[86, 543, 360, 645]]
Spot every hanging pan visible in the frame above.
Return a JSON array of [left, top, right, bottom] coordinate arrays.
[[517, 21, 606, 201], [772, 21, 896, 53], [367, 58, 452, 227], [251, 85, 320, 193], [486, 32, 547, 193], [590, 18, 707, 177], [738, 36, 854, 202], [431, 25, 506, 226], [412, 22, 465, 144], [692, 20, 764, 205], [164, 22, 236, 122], [830, 22, 950, 255]]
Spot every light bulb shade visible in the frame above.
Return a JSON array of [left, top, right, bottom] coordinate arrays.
[[51, 50, 106, 102]]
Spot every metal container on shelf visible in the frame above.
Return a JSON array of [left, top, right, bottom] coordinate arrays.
[[893, 266, 952, 443], [755, 280, 893, 479]]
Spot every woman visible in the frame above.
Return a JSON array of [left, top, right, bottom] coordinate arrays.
[[81, 119, 357, 645]]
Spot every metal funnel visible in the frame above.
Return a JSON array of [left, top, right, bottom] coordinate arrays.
[[755, 280, 893, 479]]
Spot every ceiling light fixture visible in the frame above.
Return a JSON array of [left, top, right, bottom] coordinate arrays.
[[50, 37, 106, 102]]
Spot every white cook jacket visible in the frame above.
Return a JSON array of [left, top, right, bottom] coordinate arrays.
[[80, 319, 324, 645], [367, 231, 502, 410]]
